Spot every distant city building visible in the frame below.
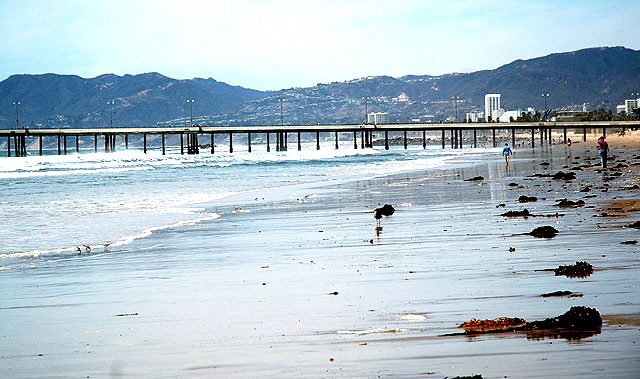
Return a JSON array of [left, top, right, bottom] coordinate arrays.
[[392, 93, 410, 103], [418, 114, 436, 123], [502, 110, 528, 122], [484, 94, 501, 121], [367, 112, 388, 125], [491, 109, 506, 122], [465, 111, 484, 122], [625, 98, 639, 113], [615, 98, 639, 115]]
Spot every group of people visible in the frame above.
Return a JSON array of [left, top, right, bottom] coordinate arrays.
[[500, 135, 610, 168]]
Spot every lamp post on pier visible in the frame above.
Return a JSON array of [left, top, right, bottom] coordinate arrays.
[[186, 99, 195, 126], [541, 93, 550, 121], [107, 100, 115, 128], [362, 96, 370, 124], [452, 96, 460, 122], [13, 101, 20, 128], [279, 98, 285, 126]]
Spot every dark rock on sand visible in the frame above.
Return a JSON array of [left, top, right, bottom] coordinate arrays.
[[508, 182, 519, 187], [554, 261, 594, 278], [529, 226, 559, 238], [552, 171, 576, 180], [464, 176, 484, 181], [620, 240, 638, 245], [501, 209, 531, 217], [579, 185, 591, 192], [625, 221, 640, 228], [521, 306, 602, 331], [450, 375, 483, 379], [518, 195, 538, 203], [554, 198, 585, 207], [540, 290, 582, 298]]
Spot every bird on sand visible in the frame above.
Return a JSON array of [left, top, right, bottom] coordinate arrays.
[[373, 204, 395, 227]]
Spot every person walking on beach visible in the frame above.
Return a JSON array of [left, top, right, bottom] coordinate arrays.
[[567, 138, 572, 156], [597, 136, 610, 168], [502, 142, 513, 166]]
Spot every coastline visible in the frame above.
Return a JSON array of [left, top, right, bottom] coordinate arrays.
[[1, 143, 639, 378]]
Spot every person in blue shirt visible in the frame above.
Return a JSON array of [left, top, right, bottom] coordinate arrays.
[[503, 142, 513, 166]]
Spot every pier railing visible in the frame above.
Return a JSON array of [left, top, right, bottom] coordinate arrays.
[[1, 121, 637, 157]]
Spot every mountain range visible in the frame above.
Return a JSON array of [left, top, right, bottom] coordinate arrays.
[[1, 46, 639, 128]]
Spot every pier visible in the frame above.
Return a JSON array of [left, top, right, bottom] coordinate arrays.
[[1, 121, 637, 157]]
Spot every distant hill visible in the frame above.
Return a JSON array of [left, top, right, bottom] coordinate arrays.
[[1, 46, 639, 128], [0, 72, 268, 128], [241, 46, 639, 125]]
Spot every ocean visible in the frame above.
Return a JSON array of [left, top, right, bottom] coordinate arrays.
[[0, 143, 481, 263]]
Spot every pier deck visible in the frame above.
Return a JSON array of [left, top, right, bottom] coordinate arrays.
[[1, 121, 636, 157]]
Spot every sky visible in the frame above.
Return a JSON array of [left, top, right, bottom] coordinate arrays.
[[1, 0, 639, 91]]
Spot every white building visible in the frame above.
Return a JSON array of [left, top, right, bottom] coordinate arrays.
[[484, 94, 501, 122], [491, 109, 506, 122], [495, 110, 522, 122], [392, 93, 410, 103], [465, 111, 484, 123], [625, 98, 639, 113], [367, 112, 388, 125], [615, 98, 639, 115]]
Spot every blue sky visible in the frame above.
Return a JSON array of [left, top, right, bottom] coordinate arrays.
[[1, 0, 638, 90]]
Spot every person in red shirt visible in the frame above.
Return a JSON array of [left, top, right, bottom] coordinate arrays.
[[597, 136, 610, 168]]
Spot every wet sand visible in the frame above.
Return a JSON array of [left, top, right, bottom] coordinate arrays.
[[1, 143, 639, 378]]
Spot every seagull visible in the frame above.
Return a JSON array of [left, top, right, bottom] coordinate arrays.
[[373, 204, 395, 227]]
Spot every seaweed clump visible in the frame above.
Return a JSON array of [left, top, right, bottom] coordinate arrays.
[[552, 171, 577, 180], [459, 317, 527, 333], [554, 261, 593, 278], [518, 195, 538, 203], [501, 209, 531, 217], [540, 290, 581, 298], [457, 307, 602, 341], [554, 198, 585, 207]]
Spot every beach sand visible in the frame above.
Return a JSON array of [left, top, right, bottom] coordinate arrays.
[[1, 139, 639, 378]]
